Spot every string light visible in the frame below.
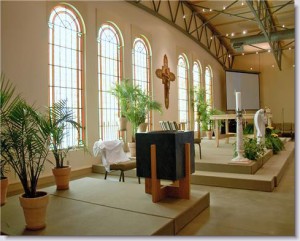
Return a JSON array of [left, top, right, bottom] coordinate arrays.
[[243, 30, 247, 34]]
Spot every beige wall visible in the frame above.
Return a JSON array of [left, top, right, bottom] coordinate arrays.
[[1, 1, 225, 182], [1, 1, 295, 183], [232, 50, 295, 124]]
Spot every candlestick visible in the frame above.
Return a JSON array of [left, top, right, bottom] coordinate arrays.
[[236, 92, 241, 111]]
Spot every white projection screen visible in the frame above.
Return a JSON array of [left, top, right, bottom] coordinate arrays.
[[226, 70, 260, 110]]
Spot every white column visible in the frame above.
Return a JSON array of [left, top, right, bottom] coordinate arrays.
[[230, 92, 251, 164]]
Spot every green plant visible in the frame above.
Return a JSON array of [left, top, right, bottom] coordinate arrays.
[[111, 79, 162, 141], [243, 123, 254, 135], [233, 137, 265, 161], [0, 74, 51, 197], [42, 100, 85, 168], [0, 160, 9, 179], [191, 88, 210, 131], [265, 126, 284, 154]]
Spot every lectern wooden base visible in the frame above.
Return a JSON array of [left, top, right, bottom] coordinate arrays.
[[145, 143, 191, 203]]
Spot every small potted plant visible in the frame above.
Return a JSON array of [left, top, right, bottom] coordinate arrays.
[[0, 74, 51, 230], [111, 79, 162, 156], [45, 99, 85, 190]]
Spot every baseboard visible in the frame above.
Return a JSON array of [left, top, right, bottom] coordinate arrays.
[[7, 167, 93, 197]]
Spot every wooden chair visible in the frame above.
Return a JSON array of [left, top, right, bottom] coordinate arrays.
[[105, 160, 140, 183]]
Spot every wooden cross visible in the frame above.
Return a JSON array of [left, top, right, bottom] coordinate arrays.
[[155, 54, 175, 109]]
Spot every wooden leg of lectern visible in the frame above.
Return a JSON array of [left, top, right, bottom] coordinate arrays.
[[178, 143, 191, 199], [150, 144, 164, 203], [145, 178, 151, 194]]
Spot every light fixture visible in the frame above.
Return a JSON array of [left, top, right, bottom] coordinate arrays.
[[243, 30, 247, 35], [210, 36, 213, 40], [256, 51, 258, 54], [231, 33, 235, 37], [268, 49, 271, 53], [210, 9, 212, 12], [272, 65, 274, 68], [223, 6, 226, 10], [202, 9, 205, 12], [228, 54, 231, 58], [242, 53, 245, 56], [289, 47, 291, 50], [183, 15, 186, 19], [226, 33, 229, 37], [282, 24, 285, 28], [250, 67, 253, 70]]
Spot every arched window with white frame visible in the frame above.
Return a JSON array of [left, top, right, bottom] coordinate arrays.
[[193, 60, 202, 131], [177, 54, 189, 127], [132, 37, 152, 129], [205, 65, 213, 109], [97, 23, 123, 140], [48, 4, 85, 148]]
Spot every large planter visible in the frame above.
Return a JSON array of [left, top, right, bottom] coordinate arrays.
[[1, 177, 8, 206], [206, 130, 213, 140], [118, 117, 127, 131], [19, 191, 49, 230], [52, 166, 71, 190], [128, 142, 136, 157], [137, 123, 148, 133]]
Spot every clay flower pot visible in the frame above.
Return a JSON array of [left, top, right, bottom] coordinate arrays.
[[1, 177, 9, 206], [19, 191, 49, 230], [128, 142, 136, 157], [52, 166, 71, 190]]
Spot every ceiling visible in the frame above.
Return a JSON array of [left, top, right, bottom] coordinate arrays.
[[130, 0, 295, 70], [186, 0, 295, 55]]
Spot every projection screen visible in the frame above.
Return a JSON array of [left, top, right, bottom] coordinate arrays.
[[226, 70, 260, 110]]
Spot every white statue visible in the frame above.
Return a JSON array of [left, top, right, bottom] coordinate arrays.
[[254, 109, 267, 144]]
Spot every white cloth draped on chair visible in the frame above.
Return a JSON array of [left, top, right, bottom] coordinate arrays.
[[93, 139, 129, 172]]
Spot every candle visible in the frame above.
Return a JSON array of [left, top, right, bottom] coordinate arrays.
[[235, 92, 241, 111]]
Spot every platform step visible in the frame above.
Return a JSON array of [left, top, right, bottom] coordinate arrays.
[[191, 141, 294, 192]]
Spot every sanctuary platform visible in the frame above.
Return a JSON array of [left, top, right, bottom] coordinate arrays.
[[93, 137, 294, 192], [1, 177, 209, 236]]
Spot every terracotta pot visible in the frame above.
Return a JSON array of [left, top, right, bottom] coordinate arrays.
[[118, 117, 127, 131], [128, 142, 136, 157], [19, 191, 49, 230], [137, 123, 148, 133], [206, 130, 213, 140], [52, 166, 71, 190], [1, 177, 8, 206]]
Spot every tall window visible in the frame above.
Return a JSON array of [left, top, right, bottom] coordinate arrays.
[[205, 65, 213, 108], [49, 5, 85, 148], [98, 23, 123, 140], [193, 61, 202, 131], [177, 54, 189, 126], [132, 37, 152, 128]]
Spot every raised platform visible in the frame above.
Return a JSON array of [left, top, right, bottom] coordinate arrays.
[[92, 137, 294, 192], [1, 177, 209, 236]]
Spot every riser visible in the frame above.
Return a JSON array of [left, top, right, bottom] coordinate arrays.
[[191, 173, 275, 192], [195, 149, 273, 174]]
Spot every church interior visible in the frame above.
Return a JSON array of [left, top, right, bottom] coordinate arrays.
[[0, 0, 296, 237]]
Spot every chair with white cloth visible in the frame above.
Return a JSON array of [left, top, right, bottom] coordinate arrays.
[[93, 139, 140, 183]]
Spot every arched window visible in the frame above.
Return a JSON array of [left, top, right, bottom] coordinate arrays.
[[49, 4, 85, 148], [177, 54, 189, 126], [193, 61, 202, 131], [205, 65, 213, 109], [98, 23, 123, 140], [132, 37, 152, 128]]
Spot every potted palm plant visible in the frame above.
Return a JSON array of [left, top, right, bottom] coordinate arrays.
[[110, 80, 133, 131], [191, 88, 211, 138], [45, 99, 84, 190], [111, 79, 162, 156], [0, 74, 51, 230]]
